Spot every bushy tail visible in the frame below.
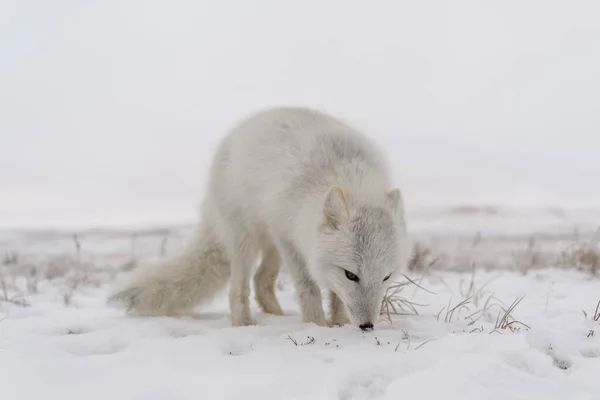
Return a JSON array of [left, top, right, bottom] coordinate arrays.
[[108, 220, 230, 316]]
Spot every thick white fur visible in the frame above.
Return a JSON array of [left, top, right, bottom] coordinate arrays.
[[108, 107, 410, 329]]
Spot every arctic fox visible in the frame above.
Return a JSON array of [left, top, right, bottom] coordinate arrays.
[[108, 107, 409, 331]]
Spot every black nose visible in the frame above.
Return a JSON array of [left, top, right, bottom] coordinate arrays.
[[359, 323, 374, 332]]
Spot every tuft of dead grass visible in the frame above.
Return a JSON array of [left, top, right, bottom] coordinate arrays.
[[430, 266, 530, 334], [286, 334, 316, 346], [380, 261, 531, 336], [582, 300, 600, 323], [433, 293, 530, 334], [437, 297, 473, 323], [2, 250, 18, 266], [380, 274, 432, 321], [408, 242, 439, 273], [489, 296, 531, 334], [0, 276, 30, 307], [404, 227, 600, 276], [512, 236, 543, 275], [62, 276, 86, 307], [558, 242, 599, 276]]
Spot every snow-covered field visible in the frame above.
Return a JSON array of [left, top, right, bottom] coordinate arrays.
[[1, 207, 599, 400]]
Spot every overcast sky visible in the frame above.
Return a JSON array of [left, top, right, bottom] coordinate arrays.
[[1, 1, 599, 228]]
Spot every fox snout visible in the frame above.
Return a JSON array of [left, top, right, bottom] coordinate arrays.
[[347, 298, 381, 331], [359, 323, 374, 332]]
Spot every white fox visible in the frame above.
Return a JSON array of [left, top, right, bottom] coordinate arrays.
[[108, 107, 410, 331]]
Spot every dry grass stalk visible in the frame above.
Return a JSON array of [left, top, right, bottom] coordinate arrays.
[[559, 242, 599, 275], [437, 297, 473, 323], [512, 236, 542, 274], [26, 266, 39, 294], [463, 292, 507, 325], [63, 277, 84, 306], [414, 338, 436, 350], [380, 276, 429, 322], [458, 264, 500, 309], [490, 296, 530, 334], [2, 250, 19, 266], [582, 300, 600, 322], [72, 234, 82, 255], [0, 276, 30, 307], [435, 272, 527, 334], [286, 334, 316, 346], [159, 234, 170, 258], [408, 242, 439, 272]]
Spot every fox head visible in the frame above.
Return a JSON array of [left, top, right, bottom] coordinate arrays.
[[315, 185, 409, 331]]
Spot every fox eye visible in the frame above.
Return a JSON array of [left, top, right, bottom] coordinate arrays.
[[383, 274, 391, 282], [344, 270, 359, 282]]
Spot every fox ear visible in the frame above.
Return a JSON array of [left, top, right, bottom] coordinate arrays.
[[323, 185, 349, 229], [386, 188, 404, 216]]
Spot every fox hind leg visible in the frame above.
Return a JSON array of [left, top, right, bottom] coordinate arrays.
[[223, 225, 260, 327]]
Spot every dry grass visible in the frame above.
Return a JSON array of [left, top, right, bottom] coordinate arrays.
[[512, 237, 543, 275], [490, 296, 531, 334], [437, 297, 473, 323], [380, 267, 530, 336], [582, 300, 600, 323], [407, 242, 439, 273], [440, 267, 529, 333], [431, 292, 530, 334], [0, 229, 185, 312], [63, 276, 86, 306], [405, 228, 600, 275], [286, 334, 316, 346], [382, 263, 531, 334], [380, 274, 431, 321], [558, 242, 599, 275], [583, 301, 600, 339], [2, 250, 18, 266], [0, 276, 29, 307]]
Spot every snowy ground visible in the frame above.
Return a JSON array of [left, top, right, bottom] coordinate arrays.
[[1, 207, 599, 400]]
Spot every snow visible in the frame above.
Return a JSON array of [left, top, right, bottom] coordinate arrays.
[[1, 210, 599, 399], [1, 269, 599, 399]]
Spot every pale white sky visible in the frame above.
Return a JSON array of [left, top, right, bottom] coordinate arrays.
[[1, 1, 599, 228]]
